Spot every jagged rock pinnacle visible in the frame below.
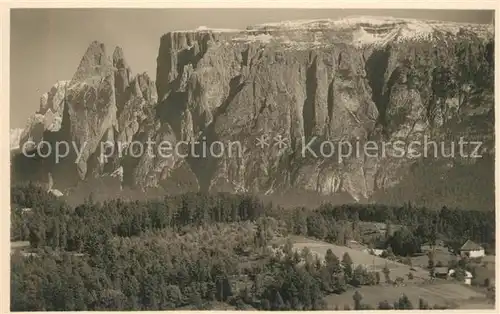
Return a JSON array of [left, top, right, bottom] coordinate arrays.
[[71, 40, 113, 83], [113, 46, 127, 69], [10, 17, 494, 210]]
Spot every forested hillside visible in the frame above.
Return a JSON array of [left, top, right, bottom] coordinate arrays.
[[11, 184, 494, 310]]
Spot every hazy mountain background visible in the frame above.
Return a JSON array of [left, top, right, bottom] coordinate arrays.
[[10, 10, 494, 211]]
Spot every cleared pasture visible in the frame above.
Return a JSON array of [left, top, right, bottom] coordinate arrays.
[[325, 282, 492, 309], [11, 241, 30, 249], [410, 248, 454, 268], [286, 236, 429, 282]]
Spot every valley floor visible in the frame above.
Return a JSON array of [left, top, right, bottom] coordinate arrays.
[[275, 236, 494, 310], [325, 282, 494, 309], [276, 235, 429, 281]]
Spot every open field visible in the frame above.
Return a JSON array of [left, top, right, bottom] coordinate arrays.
[[480, 255, 496, 273], [358, 221, 403, 237], [324, 282, 493, 309], [483, 255, 496, 264], [411, 246, 454, 268], [471, 257, 496, 286], [282, 236, 429, 282], [10, 241, 30, 254], [278, 236, 495, 310], [11, 241, 30, 249]]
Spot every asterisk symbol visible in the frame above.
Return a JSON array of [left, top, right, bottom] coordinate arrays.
[[255, 134, 270, 149], [273, 135, 288, 149]]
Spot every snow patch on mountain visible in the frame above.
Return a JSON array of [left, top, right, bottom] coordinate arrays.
[[252, 15, 491, 31], [49, 189, 64, 197], [39, 80, 70, 114], [248, 15, 493, 47], [232, 33, 274, 43], [168, 16, 492, 49], [173, 26, 241, 33], [10, 128, 24, 150]]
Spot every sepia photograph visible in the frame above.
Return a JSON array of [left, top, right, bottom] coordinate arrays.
[[7, 5, 496, 311]]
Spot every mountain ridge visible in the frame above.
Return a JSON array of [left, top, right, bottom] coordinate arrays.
[[167, 16, 493, 49], [11, 16, 495, 210]]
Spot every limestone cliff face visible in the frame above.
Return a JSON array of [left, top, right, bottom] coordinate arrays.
[[154, 18, 494, 208], [12, 17, 495, 209], [156, 30, 380, 200], [18, 80, 68, 152]]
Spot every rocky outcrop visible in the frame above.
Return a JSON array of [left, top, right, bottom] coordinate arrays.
[[18, 80, 68, 151], [153, 17, 493, 208], [12, 17, 495, 210], [10, 128, 24, 150]]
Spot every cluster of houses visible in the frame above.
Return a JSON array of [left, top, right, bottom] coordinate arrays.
[[360, 239, 486, 285], [433, 240, 486, 285], [458, 240, 486, 258], [434, 267, 474, 285], [362, 239, 485, 259]]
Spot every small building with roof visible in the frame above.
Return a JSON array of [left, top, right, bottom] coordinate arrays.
[[434, 267, 449, 279], [459, 240, 485, 258], [448, 269, 474, 285]]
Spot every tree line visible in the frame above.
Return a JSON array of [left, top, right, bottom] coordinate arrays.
[[270, 202, 494, 255], [10, 183, 495, 310]]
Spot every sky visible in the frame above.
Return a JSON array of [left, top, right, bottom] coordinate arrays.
[[10, 9, 494, 128]]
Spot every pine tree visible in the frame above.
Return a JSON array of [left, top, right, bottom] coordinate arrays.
[[261, 299, 271, 310], [427, 251, 435, 278], [333, 274, 347, 294], [341, 252, 353, 281], [378, 300, 393, 309], [325, 249, 341, 274], [383, 264, 391, 283], [352, 265, 366, 287], [273, 291, 285, 310], [397, 294, 413, 309], [385, 221, 392, 240], [352, 290, 363, 310], [419, 297, 429, 309]]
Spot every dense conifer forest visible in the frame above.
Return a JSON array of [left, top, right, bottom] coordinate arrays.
[[10, 183, 495, 310]]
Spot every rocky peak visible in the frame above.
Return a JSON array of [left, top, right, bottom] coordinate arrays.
[[12, 17, 495, 210], [13, 41, 157, 189], [112, 46, 128, 68], [247, 16, 493, 46], [153, 17, 493, 207], [10, 128, 24, 150], [39, 80, 69, 115], [113, 46, 133, 110], [71, 40, 113, 84]]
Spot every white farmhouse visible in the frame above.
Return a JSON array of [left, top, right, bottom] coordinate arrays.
[[448, 269, 474, 285], [459, 240, 485, 258], [363, 248, 385, 256], [464, 270, 474, 285]]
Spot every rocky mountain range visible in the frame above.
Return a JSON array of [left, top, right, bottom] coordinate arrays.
[[11, 16, 495, 210]]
